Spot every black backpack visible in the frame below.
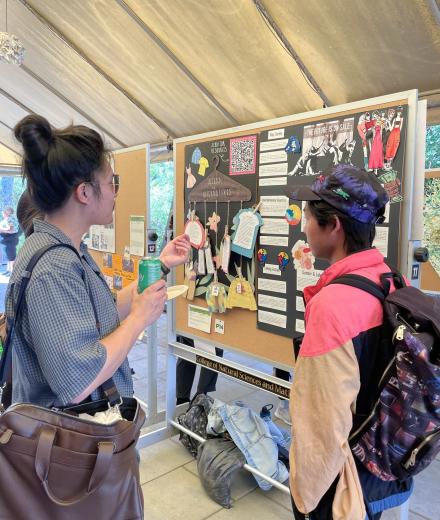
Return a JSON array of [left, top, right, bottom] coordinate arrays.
[[331, 272, 440, 481], [177, 393, 214, 457]]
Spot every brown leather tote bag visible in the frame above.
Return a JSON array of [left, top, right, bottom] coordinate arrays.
[[0, 398, 145, 519], [0, 244, 146, 519]]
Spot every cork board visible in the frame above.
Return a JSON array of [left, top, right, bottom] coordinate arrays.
[[90, 147, 147, 266], [175, 98, 410, 368]]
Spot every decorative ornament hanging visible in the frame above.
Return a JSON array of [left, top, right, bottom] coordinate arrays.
[[198, 246, 206, 275], [184, 210, 205, 249], [220, 201, 231, 274], [226, 267, 257, 311], [231, 202, 263, 258], [206, 272, 228, 314], [184, 261, 197, 300], [0, 0, 25, 66], [0, 32, 25, 65], [220, 226, 231, 274], [207, 211, 221, 233], [204, 235, 215, 275]]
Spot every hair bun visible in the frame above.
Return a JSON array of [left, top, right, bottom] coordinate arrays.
[[14, 114, 53, 163]]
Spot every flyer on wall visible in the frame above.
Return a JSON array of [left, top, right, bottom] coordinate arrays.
[[83, 212, 116, 253]]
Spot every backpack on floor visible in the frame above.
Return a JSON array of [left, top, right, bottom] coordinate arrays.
[[332, 272, 440, 481], [177, 393, 214, 457]]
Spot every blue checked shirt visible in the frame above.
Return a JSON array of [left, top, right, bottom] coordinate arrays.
[[5, 220, 134, 407]]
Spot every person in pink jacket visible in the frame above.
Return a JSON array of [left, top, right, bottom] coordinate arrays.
[[286, 165, 412, 519]]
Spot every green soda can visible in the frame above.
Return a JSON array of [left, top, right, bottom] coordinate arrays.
[[138, 230, 162, 293]]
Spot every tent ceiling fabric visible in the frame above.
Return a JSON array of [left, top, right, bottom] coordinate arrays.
[[0, 0, 439, 154], [0, 144, 21, 165], [268, 0, 440, 105]]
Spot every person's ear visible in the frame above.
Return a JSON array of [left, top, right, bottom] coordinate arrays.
[[329, 215, 343, 234], [74, 182, 92, 205]]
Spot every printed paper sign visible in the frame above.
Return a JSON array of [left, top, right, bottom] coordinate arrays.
[[258, 294, 287, 312], [104, 275, 113, 289], [258, 278, 286, 294], [373, 227, 389, 257], [188, 305, 212, 333], [259, 177, 287, 187], [260, 139, 288, 152], [214, 319, 225, 334], [261, 218, 289, 236], [259, 150, 288, 164], [260, 236, 289, 247], [384, 203, 390, 223], [263, 264, 281, 277], [296, 269, 322, 292], [258, 310, 287, 329], [296, 296, 305, 313], [260, 196, 289, 217], [268, 128, 285, 140], [129, 215, 145, 257], [259, 163, 288, 177], [295, 319, 305, 333], [289, 117, 355, 177], [301, 201, 307, 232]]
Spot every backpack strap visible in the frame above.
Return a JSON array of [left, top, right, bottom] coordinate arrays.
[[328, 274, 389, 301], [0, 243, 121, 409]]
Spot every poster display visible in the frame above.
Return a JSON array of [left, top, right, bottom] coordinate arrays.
[[256, 104, 407, 337], [101, 253, 138, 294], [184, 136, 259, 298], [182, 102, 408, 341]]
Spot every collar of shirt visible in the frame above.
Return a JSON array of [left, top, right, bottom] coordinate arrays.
[[303, 248, 385, 304], [33, 218, 88, 256]]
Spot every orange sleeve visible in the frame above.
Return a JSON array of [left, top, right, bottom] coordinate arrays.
[[289, 340, 366, 518]]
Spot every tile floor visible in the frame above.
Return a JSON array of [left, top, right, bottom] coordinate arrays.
[[132, 315, 440, 520]]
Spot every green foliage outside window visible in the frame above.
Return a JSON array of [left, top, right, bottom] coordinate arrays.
[[424, 177, 440, 274], [425, 125, 440, 169], [149, 160, 174, 250], [424, 124, 440, 276]]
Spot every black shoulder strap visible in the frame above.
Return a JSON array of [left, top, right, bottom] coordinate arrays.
[[0, 243, 120, 408], [328, 274, 388, 301]]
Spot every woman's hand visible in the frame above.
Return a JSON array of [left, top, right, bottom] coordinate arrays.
[[160, 234, 191, 268], [130, 279, 167, 331]]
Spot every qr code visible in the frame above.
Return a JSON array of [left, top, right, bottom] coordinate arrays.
[[229, 135, 257, 175]]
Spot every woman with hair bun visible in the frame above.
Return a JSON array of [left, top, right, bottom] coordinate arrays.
[[5, 114, 190, 408]]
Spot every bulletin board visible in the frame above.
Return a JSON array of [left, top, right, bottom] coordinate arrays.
[[89, 146, 147, 282], [174, 92, 418, 368]]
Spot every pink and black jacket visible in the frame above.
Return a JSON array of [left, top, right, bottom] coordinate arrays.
[[289, 248, 412, 519]]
